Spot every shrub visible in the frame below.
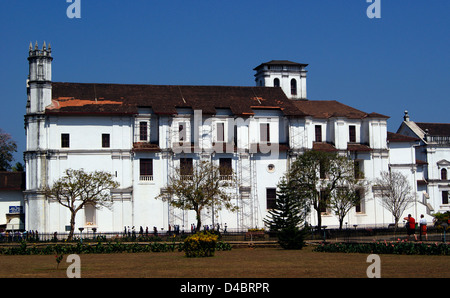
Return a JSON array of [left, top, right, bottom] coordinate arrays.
[[183, 232, 218, 258], [314, 241, 449, 255]]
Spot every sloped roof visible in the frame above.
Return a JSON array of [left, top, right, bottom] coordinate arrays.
[[48, 82, 306, 117], [415, 122, 450, 136], [291, 100, 389, 119], [0, 172, 25, 191], [253, 60, 308, 70], [387, 131, 420, 143]]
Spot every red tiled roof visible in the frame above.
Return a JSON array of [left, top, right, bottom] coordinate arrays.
[[312, 142, 338, 152], [0, 172, 25, 191], [415, 122, 450, 136], [347, 143, 372, 152], [49, 82, 305, 117], [387, 132, 420, 143], [291, 100, 388, 119]]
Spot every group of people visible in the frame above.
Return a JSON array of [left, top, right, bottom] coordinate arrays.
[[404, 214, 428, 241]]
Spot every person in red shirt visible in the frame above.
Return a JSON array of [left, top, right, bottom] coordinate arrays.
[[404, 214, 417, 241]]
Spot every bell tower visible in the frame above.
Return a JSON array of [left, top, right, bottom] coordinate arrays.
[[27, 41, 53, 114], [254, 60, 308, 100], [24, 42, 53, 233]]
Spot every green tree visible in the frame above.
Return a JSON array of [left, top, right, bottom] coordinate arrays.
[[0, 129, 17, 171], [264, 178, 309, 249], [157, 160, 238, 232], [327, 156, 369, 230], [45, 169, 120, 240], [287, 150, 332, 230]]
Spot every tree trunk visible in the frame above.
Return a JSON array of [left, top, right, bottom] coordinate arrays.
[[195, 207, 202, 232], [316, 211, 322, 231], [315, 206, 322, 230], [67, 211, 76, 241]]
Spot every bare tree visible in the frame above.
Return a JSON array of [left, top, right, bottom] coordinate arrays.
[[45, 169, 120, 240], [374, 170, 415, 230], [157, 159, 238, 232]]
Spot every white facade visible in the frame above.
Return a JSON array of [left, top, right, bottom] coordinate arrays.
[[396, 111, 450, 217], [22, 45, 443, 234], [254, 60, 308, 100]]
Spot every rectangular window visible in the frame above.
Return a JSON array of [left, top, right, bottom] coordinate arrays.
[[84, 204, 96, 226], [179, 122, 187, 142], [319, 160, 326, 179], [354, 160, 363, 179], [102, 134, 110, 148], [355, 190, 362, 213], [443, 191, 449, 205], [180, 158, 193, 176], [349, 125, 356, 143], [216, 122, 224, 142], [61, 134, 70, 148], [139, 122, 148, 141], [140, 159, 153, 181], [315, 125, 322, 142], [266, 188, 277, 209], [219, 158, 232, 180], [319, 191, 328, 213], [260, 123, 270, 142]]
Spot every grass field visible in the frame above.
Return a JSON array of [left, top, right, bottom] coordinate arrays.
[[0, 246, 449, 278]]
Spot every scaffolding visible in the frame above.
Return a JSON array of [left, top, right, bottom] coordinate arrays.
[[237, 152, 260, 231], [164, 117, 260, 232]]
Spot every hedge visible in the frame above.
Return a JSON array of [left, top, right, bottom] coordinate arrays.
[[314, 241, 449, 255], [0, 240, 232, 256]]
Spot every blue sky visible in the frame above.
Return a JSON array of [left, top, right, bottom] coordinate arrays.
[[1, 0, 449, 163]]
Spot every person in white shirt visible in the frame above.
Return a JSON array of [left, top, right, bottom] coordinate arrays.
[[419, 214, 428, 241]]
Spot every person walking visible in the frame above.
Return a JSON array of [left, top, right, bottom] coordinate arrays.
[[404, 214, 417, 241], [419, 214, 428, 241]]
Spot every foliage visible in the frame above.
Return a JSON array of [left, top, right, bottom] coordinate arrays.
[[183, 232, 218, 258], [0, 236, 232, 255], [55, 254, 63, 269], [0, 128, 17, 171], [157, 160, 238, 232], [314, 241, 449, 255], [44, 169, 120, 241], [327, 157, 369, 230], [287, 151, 324, 228], [433, 211, 450, 230], [287, 150, 361, 230], [264, 178, 308, 249]]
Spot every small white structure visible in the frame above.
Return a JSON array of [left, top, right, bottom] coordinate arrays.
[[0, 172, 25, 231], [22, 44, 440, 234]]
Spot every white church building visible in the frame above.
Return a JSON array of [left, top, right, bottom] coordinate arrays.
[[21, 43, 443, 234]]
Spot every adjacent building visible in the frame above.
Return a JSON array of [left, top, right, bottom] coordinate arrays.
[[396, 111, 450, 216]]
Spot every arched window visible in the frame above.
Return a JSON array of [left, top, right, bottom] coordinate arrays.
[[273, 78, 280, 87], [442, 168, 448, 180], [291, 79, 297, 96]]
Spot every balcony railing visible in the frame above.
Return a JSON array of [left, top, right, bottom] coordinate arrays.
[[426, 135, 450, 144], [219, 175, 234, 181], [139, 175, 153, 181]]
